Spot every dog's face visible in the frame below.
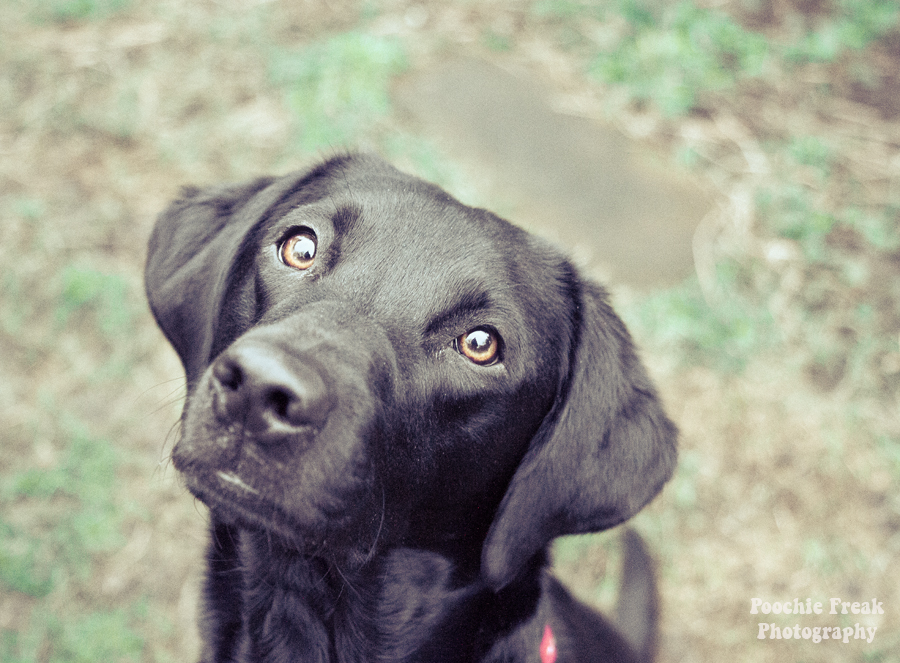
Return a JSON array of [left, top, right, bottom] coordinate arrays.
[[146, 155, 676, 589]]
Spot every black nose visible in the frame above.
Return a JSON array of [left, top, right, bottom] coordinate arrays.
[[211, 343, 333, 442]]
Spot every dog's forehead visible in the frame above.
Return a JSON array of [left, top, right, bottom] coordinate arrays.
[[335, 179, 547, 302], [358, 189, 507, 264]]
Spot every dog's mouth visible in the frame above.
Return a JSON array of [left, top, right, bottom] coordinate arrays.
[[181, 467, 297, 536], [176, 452, 379, 557], [215, 470, 260, 494]]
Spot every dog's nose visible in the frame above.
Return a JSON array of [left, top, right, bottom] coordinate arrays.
[[211, 343, 333, 441]]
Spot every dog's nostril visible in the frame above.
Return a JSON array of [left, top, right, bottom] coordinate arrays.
[[258, 375, 332, 432], [213, 357, 244, 392], [264, 387, 292, 421]]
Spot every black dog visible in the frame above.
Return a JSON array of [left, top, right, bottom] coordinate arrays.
[[145, 154, 677, 663]]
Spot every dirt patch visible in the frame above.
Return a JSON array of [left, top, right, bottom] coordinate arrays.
[[395, 56, 712, 288]]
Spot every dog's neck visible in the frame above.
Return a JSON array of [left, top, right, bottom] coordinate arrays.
[[235, 529, 542, 663]]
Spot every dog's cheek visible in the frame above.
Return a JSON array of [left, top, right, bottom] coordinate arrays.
[[400, 390, 539, 502]]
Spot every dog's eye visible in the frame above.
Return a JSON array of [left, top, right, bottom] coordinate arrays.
[[280, 231, 317, 270], [455, 328, 501, 366]]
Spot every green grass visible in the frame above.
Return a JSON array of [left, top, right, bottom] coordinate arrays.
[[2, 608, 145, 663], [270, 32, 408, 152], [576, 0, 900, 116], [266, 26, 474, 199], [55, 266, 137, 340], [21, 0, 132, 23], [0, 418, 147, 661], [0, 183, 158, 663], [589, 1, 769, 116], [784, 0, 900, 63], [45, 609, 144, 663], [623, 272, 780, 374]]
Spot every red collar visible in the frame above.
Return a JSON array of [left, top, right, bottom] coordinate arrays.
[[540, 624, 557, 663]]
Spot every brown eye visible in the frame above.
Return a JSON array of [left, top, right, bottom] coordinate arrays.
[[280, 231, 317, 270], [455, 328, 501, 366]]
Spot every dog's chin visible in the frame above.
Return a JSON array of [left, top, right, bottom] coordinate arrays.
[[182, 471, 293, 535], [181, 469, 381, 562]]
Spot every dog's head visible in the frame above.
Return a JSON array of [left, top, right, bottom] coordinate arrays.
[[145, 154, 676, 590]]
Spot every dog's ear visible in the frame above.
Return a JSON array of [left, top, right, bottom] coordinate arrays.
[[145, 173, 302, 384], [482, 278, 677, 591]]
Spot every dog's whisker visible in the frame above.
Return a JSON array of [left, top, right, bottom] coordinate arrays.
[[136, 378, 187, 415], [330, 562, 363, 603]]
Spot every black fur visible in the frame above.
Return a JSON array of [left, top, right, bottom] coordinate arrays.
[[145, 154, 677, 662]]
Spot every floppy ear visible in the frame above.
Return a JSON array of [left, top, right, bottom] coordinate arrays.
[[481, 279, 677, 590], [144, 174, 299, 384]]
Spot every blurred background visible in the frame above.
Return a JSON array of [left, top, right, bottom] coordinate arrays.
[[1, 0, 898, 661]]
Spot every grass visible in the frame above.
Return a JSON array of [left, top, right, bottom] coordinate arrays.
[[783, 0, 900, 63], [0, 201, 161, 660], [0, 409, 150, 661], [589, 1, 770, 116], [2, 607, 145, 663], [0, 137, 172, 661], [270, 32, 408, 152], [19, 0, 132, 24], [0, 424, 149, 662], [620, 273, 779, 373], [579, 0, 900, 115]]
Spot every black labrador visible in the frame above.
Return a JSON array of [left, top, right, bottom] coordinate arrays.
[[145, 154, 677, 663]]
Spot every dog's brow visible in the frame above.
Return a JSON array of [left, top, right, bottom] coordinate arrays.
[[331, 204, 361, 235], [423, 287, 492, 336]]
